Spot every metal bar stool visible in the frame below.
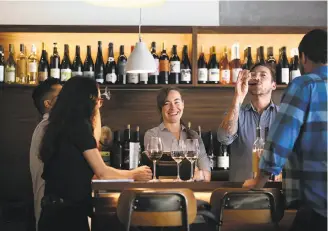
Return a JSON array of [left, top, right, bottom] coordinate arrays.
[[117, 188, 197, 231], [209, 188, 285, 231]]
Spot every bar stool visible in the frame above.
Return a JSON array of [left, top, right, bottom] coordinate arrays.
[[209, 188, 285, 231], [116, 188, 197, 231]]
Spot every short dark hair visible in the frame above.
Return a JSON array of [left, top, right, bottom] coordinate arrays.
[[250, 63, 276, 82], [299, 29, 327, 64], [32, 78, 61, 115]]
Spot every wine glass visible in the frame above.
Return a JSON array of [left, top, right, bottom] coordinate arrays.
[[184, 139, 200, 182], [171, 139, 186, 182], [146, 137, 163, 182]]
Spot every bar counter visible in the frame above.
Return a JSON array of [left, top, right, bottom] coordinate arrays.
[[91, 181, 296, 231]]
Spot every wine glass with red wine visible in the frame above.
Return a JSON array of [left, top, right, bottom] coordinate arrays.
[[146, 137, 163, 182]]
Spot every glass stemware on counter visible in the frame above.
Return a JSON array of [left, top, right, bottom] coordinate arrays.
[[171, 139, 186, 182], [184, 139, 200, 182], [145, 137, 163, 182]]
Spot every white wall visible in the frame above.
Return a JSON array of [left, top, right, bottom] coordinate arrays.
[[0, 0, 220, 26]]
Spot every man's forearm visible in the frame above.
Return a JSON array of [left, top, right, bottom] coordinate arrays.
[[220, 96, 243, 136]]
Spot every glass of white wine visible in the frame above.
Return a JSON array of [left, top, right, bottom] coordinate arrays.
[[146, 137, 163, 182], [184, 139, 200, 182], [171, 139, 186, 182]]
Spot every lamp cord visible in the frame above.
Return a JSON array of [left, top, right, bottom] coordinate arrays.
[[139, 8, 142, 42]]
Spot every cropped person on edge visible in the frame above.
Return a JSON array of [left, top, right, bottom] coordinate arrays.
[[243, 29, 327, 231], [144, 87, 211, 182], [38, 77, 152, 231], [30, 77, 62, 230], [217, 63, 281, 182]]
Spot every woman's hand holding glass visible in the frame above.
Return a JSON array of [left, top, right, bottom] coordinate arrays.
[[184, 139, 200, 182], [145, 137, 163, 182]]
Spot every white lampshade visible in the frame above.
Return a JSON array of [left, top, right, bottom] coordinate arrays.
[[126, 41, 156, 73], [86, 0, 165, 8]]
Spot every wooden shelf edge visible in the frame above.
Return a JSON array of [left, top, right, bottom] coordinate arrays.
[[0, 83, 287, 90]]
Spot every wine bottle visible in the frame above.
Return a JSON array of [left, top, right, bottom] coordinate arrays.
[[95, 41, 104, 84], [169, 45, 180, 84], [16, 44, 27, 84], [38, 42, 49, 82], [220, 46, 230, 85], [105, 42, 117, 84], [5, 44, 16, 84], [197, 125, 202, 137], [252, 126, 264, 178], [72, 45, 83, 77], [230, 43, 242, 84], [197, 45, 208, 84], [256, 46, 266, 65], [180, 45, 191, 84], [218, 144, 229, 170], [83, 45, 95, 78], [207, 131, 217, 170], [129, 126, 140, 169], [290, 48, 301, 80], [0, 45, 4, 83], [117, 45, 127, 84], [148, 41, 159, 84], [60, 44, 72, 83], [28, 44, 38, 84], [122, 124, 131, 170], [127, 45, 139, 84], [242, 46, 253, 70], [111, 130, 122, 169], [266, 47, 277, 70], [159, 42, 169, 84], [50, 42, 60, 79], [208, 46, 219, 84], [277, 46, 289, 85], [187, 121, 191, 130]]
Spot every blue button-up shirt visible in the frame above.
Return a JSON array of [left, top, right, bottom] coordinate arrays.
[[260, 66, 327, 217], [217, 101, 279, 182]]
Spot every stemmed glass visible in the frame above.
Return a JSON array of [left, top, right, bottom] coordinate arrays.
[[171, 139, 186, 182], [184, 139, 200, 182], [146, 137, 163, 182]]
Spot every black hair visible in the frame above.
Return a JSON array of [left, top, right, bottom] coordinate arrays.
[[32, 78, 61, 115], [299, 29, 327, 64], [250, 63, 276, 82], [39, 77, 99, 164], [156, 87, 196, 139]]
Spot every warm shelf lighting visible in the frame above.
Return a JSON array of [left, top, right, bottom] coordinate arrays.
[[86, 0, 165, 8]]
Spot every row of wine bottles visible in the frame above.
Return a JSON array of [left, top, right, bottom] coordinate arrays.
[[0, 41, 192, 85], [104, 123, 230, 171], [0, 41, 301, 86]]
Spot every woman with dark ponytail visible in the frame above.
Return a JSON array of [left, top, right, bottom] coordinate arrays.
[[144, 87, 211, 181]]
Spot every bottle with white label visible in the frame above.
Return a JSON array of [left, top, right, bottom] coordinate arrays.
[[277, 46, 290, 85], [129, 126, 141, 169], [220, 46, 230, 85], [208, 46, 219, 84], [50, 42, 61, 79], [127, 45, 139, 84], [27, 44, 38, 84], [5, 44, 16, 84], [72, 45, 83, 77], [60, 44, 72, 83], [148, 41, 159, 84], [180, 45, 191, 84], [266, 47, 276, 71], [169, 45, 180, 84], [197, 45, 208, 84], [230, 43, 242, 84], [38, 42, 49, 82], [218, 144, 229, 170], [290, 48, 301, 80], [95, 41, 104, 84], [105, 42, 117, 84], [16, 44, 27, 84], [0, 45, 5, 83], [83, 45, 95, 78]]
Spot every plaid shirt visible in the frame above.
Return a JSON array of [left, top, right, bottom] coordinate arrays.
[[259, 66, 327, 217]]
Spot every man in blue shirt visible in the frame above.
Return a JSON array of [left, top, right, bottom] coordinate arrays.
[[217, 63, 280, 182], [243, 29, 327, 231]]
